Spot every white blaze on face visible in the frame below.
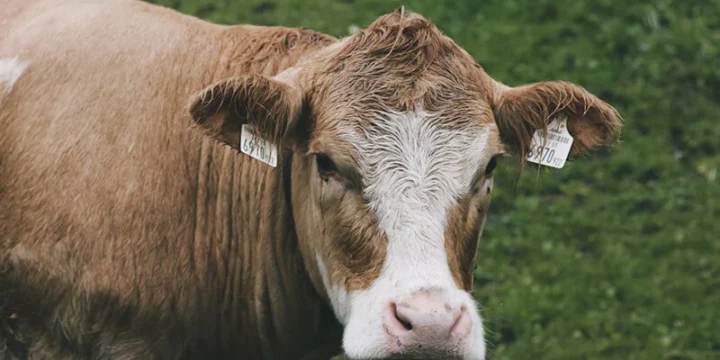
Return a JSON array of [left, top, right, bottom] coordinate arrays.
[[319, 107, 492, 359], [0, 57, 28, 95]]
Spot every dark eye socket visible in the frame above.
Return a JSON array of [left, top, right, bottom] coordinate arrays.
[[316, 153, 338, 180], [484, 156, 499, 175]]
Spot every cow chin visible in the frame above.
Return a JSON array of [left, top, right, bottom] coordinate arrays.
[[339, 284, 486, 360]]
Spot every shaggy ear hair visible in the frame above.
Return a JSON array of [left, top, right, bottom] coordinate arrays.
[[188, 74, 303, 150], [492, 80, 622, 160]]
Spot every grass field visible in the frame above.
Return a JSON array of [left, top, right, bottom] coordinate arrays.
[[147, 0, 720, 358]]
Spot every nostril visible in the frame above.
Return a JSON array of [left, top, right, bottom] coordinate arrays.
[[450, 306, 472, 338], [383, 302, 413, 337], [392, 302, 413, 331]]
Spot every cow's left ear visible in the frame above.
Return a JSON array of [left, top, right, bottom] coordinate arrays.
[[188, 74, 303, 150], [491, 80, 622, 159]]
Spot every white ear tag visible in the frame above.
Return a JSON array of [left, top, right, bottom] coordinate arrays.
[[240, 124, 278, 167], [526, 116, 574, 169]]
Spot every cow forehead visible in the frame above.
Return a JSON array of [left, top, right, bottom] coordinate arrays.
[[342, 107, 497, 216], [343, 108, 497, 177]]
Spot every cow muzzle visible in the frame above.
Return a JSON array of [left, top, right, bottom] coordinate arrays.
[[381, 289, 473, 358], [341, 287, 485, 360]]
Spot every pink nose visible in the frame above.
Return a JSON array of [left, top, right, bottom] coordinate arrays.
[[382, 289, 473, 356]]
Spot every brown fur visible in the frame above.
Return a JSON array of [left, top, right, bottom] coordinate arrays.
[[0, 1, 621, 359], [444, 176, 495, 291], [0, 0, 339, 359]]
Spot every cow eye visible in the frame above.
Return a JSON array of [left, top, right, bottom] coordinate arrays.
[[484, 156, 499, 175], [316, 153, 338, 181]]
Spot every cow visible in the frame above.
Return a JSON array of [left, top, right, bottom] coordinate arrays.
[[0, 0, 622, 359]]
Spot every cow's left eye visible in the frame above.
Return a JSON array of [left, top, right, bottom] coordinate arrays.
[[484, 156, 499, 175], [316, 153, 338, 182]]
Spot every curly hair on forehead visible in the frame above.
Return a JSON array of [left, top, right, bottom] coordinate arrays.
[[331, 7, 462, 76]]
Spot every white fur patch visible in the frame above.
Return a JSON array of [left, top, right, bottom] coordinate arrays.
[[316, 253, 351, 323], [325, 107, 491, 359], [0, 57, 28, 94]]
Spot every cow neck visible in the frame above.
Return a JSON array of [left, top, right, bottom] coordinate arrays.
[[190, 139, 323, 356]]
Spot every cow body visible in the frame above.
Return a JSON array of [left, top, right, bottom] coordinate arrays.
[[1, 1, 621, 359], [1, 1, 340, 359]]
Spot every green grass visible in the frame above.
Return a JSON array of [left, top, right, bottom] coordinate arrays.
[[148, 0, 720, 358]]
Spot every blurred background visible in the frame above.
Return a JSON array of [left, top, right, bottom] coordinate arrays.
[[147, 0, 719, 359]]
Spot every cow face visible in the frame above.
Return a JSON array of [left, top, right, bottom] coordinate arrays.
[[189, 9, 621, 360]]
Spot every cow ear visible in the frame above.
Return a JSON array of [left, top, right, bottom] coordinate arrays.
[[492, 80, 622, 160], [188, 74, 303, 150]]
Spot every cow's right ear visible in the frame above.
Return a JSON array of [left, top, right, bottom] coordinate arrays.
[[188, 74, 303, 150]]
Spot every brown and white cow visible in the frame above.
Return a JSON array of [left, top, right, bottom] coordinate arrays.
[[0, 0, 621, 359]]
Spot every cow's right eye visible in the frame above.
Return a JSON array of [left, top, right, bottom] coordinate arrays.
[[316, 153, 338, 182]]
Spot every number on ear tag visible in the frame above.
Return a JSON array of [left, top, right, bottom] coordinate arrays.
[[526, 116, 574, 169], [240, 124, 278, 167]]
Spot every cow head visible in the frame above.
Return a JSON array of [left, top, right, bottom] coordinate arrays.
[[189, 9, 621, 360]]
